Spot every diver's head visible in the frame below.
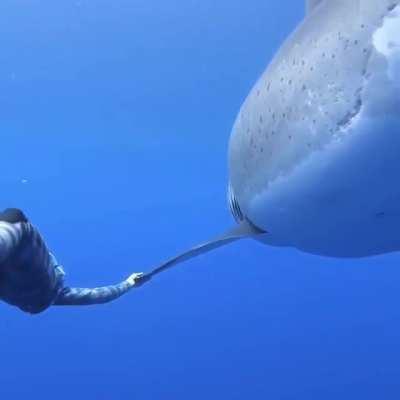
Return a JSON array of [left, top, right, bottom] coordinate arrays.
[[0, 208, 28, 223]]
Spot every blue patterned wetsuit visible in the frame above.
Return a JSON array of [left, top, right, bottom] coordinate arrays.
[[0, 209, 141, 314]]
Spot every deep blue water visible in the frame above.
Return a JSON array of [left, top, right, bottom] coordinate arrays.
[[1, 1, 400, 398]]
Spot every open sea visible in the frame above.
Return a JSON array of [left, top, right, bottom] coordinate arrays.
[[1, 1, 400, 398]]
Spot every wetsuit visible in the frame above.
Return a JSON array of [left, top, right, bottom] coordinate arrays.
[[0, 208, 143, 314]]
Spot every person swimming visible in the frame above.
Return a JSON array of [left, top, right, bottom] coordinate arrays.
[[0, 207, 261, 315], [0, 208, 148, 314]]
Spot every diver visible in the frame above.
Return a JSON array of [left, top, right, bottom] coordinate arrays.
[[0, 208, 148, 314], [0, 206, 262, 315]]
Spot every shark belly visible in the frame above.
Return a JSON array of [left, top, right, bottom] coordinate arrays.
[[250, 112, 400, 258]]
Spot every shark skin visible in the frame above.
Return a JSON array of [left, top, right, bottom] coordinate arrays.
[[228, 1, 400, 257], [306, 0, 324, 14]]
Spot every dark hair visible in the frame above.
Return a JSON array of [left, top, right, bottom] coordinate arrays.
[[0, 208, 29, 223]]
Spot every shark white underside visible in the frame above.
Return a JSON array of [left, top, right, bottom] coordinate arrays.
[[228, 0, 400, 257]]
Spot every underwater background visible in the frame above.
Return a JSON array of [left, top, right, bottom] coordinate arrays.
[[1, 0, 400, 398]]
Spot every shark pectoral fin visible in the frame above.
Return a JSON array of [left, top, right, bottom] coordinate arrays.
[[142, 219, 264, 280], [306, 0, 323, 14]]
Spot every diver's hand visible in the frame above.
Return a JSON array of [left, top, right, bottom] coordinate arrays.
[[126, 272, 144, 287], [126, 272, 151, 288]]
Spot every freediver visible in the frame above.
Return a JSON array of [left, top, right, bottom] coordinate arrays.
[[0, 207, 260, 314], [0, 208, 148, 314]]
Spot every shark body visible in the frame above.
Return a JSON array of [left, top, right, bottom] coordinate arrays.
[[228, 0, 400, 257]]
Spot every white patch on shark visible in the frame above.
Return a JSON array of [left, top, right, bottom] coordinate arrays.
[[372, 4, 400, 86]]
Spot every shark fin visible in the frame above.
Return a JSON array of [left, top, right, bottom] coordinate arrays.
[[143, 220, 264, 279], [306, 0, 324, 14]]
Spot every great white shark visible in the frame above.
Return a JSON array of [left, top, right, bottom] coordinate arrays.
[[144, 0, 400, 280]]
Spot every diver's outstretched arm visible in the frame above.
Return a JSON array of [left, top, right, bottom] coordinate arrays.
[[54, 273, 146, 306], [55, 220, 263, 306]]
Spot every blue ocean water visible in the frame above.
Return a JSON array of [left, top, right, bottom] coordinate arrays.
[[1, 0, 400, 398]]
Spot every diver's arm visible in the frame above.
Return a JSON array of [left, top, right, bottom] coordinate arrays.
[[54, 273, 146, 306]]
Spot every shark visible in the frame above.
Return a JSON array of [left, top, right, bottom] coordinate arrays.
[[144, 0, 400, 280]]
